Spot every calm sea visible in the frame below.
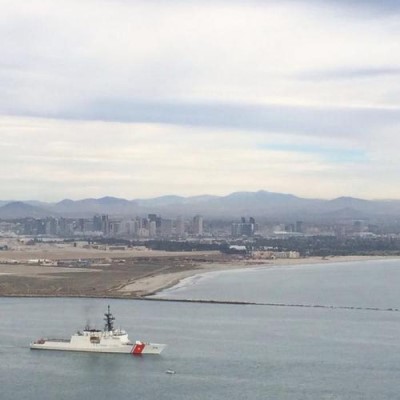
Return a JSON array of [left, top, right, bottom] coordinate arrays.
[[1, 259, 400, 399]]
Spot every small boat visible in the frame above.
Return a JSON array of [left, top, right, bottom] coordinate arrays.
[[30, 305, 166, 355], [165, 369, 176, 374]]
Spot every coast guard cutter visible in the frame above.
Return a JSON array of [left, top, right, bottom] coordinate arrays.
[[30, 306, 166, 355]]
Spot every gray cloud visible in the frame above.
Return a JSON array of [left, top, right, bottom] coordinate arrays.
[[307, 0, 400, 14], [5, 99, 399, 140], [299, 67, 400, 81], [110, 0, 400, 13]]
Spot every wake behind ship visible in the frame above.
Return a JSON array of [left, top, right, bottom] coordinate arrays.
[[30, 306, 166, 355]]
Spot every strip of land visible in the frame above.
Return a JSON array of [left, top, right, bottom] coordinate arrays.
[[0, 240, 396, 298]]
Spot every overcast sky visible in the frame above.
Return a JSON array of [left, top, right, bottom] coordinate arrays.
[[1, 0, 400, 201]]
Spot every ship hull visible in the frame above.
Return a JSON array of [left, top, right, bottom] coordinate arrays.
[[30, 341, 166, 354]]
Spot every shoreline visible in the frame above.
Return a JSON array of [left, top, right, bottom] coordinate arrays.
[[0, 255, 398, 299], [118, 255, 400, 298]]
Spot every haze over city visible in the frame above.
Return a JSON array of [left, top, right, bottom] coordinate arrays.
[[1, 0, 400, 201]]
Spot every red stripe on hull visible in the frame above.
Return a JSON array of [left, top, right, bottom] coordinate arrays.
[[131, 343, 145, 355]]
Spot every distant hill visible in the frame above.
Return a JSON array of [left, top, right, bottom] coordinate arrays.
[[2, 191, 400, 221], [51, 197, 137, 216], [0, 202, 54, 219]]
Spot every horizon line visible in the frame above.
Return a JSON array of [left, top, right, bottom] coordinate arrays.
[[0, 190, 398, 204]]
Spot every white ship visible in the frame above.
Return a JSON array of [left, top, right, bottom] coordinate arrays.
[[30, 305, 166, 355]]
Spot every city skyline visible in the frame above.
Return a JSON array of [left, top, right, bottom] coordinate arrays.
[[2, 1, 400, 200]]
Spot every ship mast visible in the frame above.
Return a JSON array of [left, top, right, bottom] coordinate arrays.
[[104, 305, 115, 332]]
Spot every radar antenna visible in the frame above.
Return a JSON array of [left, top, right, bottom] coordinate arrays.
[[104, 305, 115, 332]]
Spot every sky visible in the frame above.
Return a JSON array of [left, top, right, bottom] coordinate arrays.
[[1, 0, 400, 201]]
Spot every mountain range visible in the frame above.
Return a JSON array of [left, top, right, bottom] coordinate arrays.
[[1, 191, 400, 222]]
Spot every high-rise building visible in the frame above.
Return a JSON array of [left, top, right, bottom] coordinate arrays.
[[148, 214, 157, 222], [160, 219, 173, 237], [231, 223, 241, 237], [176, 216, 185, 236], [193, 215, 203, 236], [149, 220, 157, 237], [295, 221, 303, 233], [231, 217, 255, 237], [45, 217, 58, 236], [77, 218, 85, 232], [122, 220, 136, 236], [109, 221, 121, 236], [101, 215, 110, 235], [93, 215, 103, 232]]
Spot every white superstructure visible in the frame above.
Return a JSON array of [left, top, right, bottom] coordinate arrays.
[[30, 306, 166, 355]]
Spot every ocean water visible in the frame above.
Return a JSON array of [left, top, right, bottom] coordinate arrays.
[[1, 259, 400, 399], [154, 259, 400, 309]]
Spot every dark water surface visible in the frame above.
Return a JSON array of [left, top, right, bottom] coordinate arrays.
[[1, 260, 400, 399]]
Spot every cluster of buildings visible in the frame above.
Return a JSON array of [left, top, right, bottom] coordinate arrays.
[[12, 214, 204, 239], [0, 213, 392, 241], [231, 217, 257, 237]]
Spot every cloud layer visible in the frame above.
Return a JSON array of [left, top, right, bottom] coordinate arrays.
[[1, 0, 400, 200]]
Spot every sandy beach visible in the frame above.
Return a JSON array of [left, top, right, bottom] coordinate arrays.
[[117, 255, 399, 297]]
